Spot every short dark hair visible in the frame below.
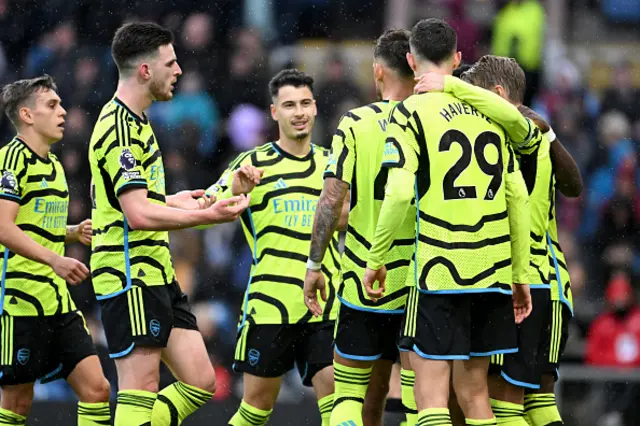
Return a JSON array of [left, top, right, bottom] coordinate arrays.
[[111, 22, 174, 73], [268, 69, 314, 99], [374, 29, 413, 78], [409, 18, 457, 65], [453, 63, 473, 79], [1, 75, 58, 128], [463, 55, 526, 104]]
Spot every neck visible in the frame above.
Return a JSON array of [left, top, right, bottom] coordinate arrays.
[[16, 130, 52, 158], [277, 136, 311, 157], [381, 77, 415, 101], [414, 60, 453, 78], [115, 77, 152, 117]]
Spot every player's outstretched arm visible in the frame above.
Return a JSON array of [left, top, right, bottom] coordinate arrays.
[[516, 105, 583, 197], [416, 73, 540, 149], [119, 188, 249, 231], [0, 200, 89, 284], [66, 219, 92, 246]]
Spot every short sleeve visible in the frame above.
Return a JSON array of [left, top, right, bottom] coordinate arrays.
[[324, 115, 356, 185], [382, 102, 420, 174], [103, 142, 147, 197], [0, 149, 25, 203], [512, 118, 543, 155]]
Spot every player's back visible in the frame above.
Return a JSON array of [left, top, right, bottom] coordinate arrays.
[[388, 92, 513, 293], [88, 99, 176, 300], [0, 137, 75, 316], [325, 102, 414, 312]]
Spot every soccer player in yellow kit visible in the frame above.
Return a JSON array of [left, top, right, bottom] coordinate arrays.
[[303, 29, 418, 426], [365, 19, 544, 426], [0, 75, 111, 426]]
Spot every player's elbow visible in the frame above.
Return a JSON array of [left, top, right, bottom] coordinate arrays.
[[559, 181, 583, 198], [122, 209, 149, 230]]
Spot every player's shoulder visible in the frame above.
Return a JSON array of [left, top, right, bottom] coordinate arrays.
[[0, 138, 27, 170], [228, 142, 276, 170]]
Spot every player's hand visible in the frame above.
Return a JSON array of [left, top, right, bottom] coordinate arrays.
[[304, 269, 327, 317], [51, 255, 90, 285], [517, 105, 550, 133], [232, 165, 264, 195], [75, 219, 92, 246], [170, 189, 214, 210], [363, 266, 387, 301], [414, 72, 445, 94], [203, 194, 250, 224], [512, 283, 533, 324]]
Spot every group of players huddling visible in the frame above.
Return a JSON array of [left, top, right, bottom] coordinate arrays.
[[0, 16, 580, 426]]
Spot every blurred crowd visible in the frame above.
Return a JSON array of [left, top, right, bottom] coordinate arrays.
[[1, 0, 640, 421]]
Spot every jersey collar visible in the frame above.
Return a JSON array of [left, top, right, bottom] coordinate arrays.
[[271, 141, 314, 162], [15, 137, 51, 164], [113, 97, 149, 125]]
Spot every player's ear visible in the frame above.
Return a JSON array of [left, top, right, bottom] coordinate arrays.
[[494, 85, 508, 100], [18, 106, 34, 126], [139, 62, 152, 81], [373, 62, 384, 83], [453, 51, 462, 69], [270, 104, 278, 121], [406, 52, 417, 72]]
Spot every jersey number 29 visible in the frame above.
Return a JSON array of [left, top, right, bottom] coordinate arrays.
[[439, 130, 503, 201]]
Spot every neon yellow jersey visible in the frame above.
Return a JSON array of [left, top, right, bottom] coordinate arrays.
[[383, 94, 515, 294], [89, 98, 175, 299], [325, 102, 414, 313], [547, 208, 574, 315], [208, 142, 340, 325], [0, 137, 75, 316]]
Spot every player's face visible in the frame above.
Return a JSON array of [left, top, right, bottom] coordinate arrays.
[[271, 85, 317, 141], [28, 89, 66, 143], [149, 44, 182, 102]]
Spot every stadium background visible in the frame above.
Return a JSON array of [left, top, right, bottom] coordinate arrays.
[[1, 0, 640, 424]]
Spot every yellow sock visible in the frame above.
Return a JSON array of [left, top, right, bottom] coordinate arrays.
[[228, 400, 272, 426], [78, 401, 111, 426], [114, 390, 156, 426], [523, 394, 563, 425], [151, 381, 213, 425], [330, 362, 372, 426], [466, 417, 497, 425], [318, 394, 333, 426], [418, 408, 452, 426], [490, 398, 528, 425], [401, 369, 418, 426], [0, 408, 26, 425]]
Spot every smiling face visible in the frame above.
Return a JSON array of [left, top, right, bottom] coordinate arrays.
[[148, 44, 182, 102], [270, 85, 317, 141], [25, 88, 67, 143]]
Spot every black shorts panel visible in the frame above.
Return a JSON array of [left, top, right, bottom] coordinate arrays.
[[405, 292, 517, 360], [0, 311, 97, 386], [489, 289, 550, 389], [99, 282, 198, 358], [233, 321, 334, 387], [539, 300, 570, 381], [334, 304, 403, 362]]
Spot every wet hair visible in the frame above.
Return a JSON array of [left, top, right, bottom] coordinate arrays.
[[1, 75, 58, 128], [268, 69, 314, 99]]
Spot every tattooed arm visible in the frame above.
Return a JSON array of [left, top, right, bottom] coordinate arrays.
[[309, 177, 349, 262]]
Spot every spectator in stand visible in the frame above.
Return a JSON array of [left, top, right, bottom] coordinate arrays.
[[446, 0, 481, 63], [600, 60, 640, 124], [581, 111, 635, 240], [177, 13, 227, 96], [315, 51, 362, 144], [492, 0, 545, 105], [586, 273, 640, 426]]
